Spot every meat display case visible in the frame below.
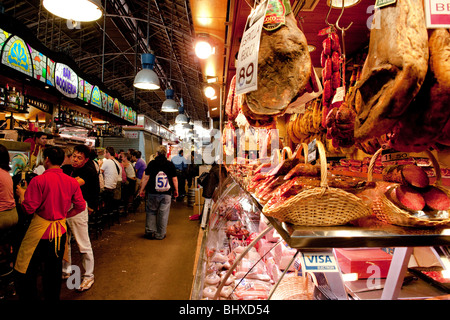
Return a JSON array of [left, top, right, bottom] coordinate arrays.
[[191, 176, 450, 300]]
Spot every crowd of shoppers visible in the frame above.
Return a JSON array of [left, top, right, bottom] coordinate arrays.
[[0, 134, 154, 300], [0, 135, 214, 300]]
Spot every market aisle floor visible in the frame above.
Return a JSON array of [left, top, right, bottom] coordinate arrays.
[[60, 199, 201, 300]]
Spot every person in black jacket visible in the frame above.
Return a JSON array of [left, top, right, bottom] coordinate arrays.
[[200, 163, 227, 229]]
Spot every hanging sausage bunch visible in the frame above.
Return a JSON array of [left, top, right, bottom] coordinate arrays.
[[321, 31, 342, 128]]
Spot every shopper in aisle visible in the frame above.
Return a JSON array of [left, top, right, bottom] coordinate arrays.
[[121, 152, 136, 213], [0, 144, 18, 233], [131, 150, 146, 192], [200, 163, 226, 229], [100, 147, 121, 215], [24, 131, 49, 170], [89, 148, 104, 192], [171, 149, 187, 201], [139, 146, 178, 240], [62, 144, 98, 292], [187, 150, 201, 188], [14, 146, 86, 300]]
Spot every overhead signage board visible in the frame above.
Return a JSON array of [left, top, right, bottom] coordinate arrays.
[[0, 27, 137, 123], [2, 35, 33, 77], [91, 85, 102, 108], [55, 63, 78, 99]]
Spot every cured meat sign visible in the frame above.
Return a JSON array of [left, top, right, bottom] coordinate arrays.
[[425, 0, 450, 28]]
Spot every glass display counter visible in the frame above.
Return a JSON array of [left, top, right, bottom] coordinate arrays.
[[191, 177, 450, 300]]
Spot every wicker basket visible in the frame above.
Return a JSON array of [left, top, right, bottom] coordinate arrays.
[[270, 273, 316, 300], [368, 148, 450, 228], [262, 140, 371, 226]]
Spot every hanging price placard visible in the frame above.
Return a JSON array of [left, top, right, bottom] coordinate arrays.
[[236, 0, 269, 95], [424, 0, 450, 28]]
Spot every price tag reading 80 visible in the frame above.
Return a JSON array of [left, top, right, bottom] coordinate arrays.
[[235, 0, 268, 95]]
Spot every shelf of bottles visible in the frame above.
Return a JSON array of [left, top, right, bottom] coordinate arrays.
[[0, 84, 29, 114], [94, 123, 123, 137], [54, 106, 94, 130]]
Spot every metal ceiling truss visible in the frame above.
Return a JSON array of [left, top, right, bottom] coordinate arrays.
[[1, 0, 209, 126]]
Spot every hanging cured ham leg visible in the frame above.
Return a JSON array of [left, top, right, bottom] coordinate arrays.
[[389, 29, 450, 152], [242, 9, 311, 127], [353, 0, 428, 142]]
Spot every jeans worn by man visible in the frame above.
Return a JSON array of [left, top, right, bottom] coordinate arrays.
[[145, 194, 172, 239]]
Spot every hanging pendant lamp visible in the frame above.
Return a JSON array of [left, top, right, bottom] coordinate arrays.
[[43, 0, 103, 22], [134, 52, 160, 90], [175, 106, 188, 124], [161, 88, 178, 112]]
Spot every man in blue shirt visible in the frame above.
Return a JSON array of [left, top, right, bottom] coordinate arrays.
[[131, 150, 147, 191], [171, 149, 187, 201]]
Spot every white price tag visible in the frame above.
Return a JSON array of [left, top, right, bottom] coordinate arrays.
[[302, 251, 339, 272], [307, 139, 317, 163], [235, 0, 269, 95], [331, 86, 346, 104]]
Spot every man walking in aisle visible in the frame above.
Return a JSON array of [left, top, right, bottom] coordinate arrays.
[[139, 146, 178, 240], [171, 149, 187, 201], [14, 146, 86, 300], [62, 144, 98, 292]]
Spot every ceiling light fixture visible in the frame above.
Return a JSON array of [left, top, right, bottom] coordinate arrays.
[[204, 86, 216, 99], [175, 106, 188, 124], [43, 0, 103, 22], [327, 0, 361, 8], [134, 52, 160, 90], [161, 88, 178, 112], [195, 34, 215, 59]]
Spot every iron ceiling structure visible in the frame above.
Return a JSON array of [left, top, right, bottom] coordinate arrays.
[[1, 0, 212, 126]]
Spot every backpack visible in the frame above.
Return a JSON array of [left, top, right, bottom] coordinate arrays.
[[155, 171, 171, 192], [93, 160, 105, 192]]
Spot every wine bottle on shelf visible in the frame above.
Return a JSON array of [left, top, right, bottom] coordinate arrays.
[[22, 90, 27, 112], [9, 87, 18, 110], [0, 87, 5, 108], [15, 89, 20, 110]]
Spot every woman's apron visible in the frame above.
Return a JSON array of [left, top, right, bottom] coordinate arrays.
[[14, 214, 68, 274]]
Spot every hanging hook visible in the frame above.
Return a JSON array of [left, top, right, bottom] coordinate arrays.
[[325, 2, 334, 28], [336, 0, 353, 32]]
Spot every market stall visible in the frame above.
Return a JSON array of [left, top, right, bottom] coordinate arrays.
[[191, 0, 450, 301]]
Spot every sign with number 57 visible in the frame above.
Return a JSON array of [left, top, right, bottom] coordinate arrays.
[[235, 0, 268, 95]]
